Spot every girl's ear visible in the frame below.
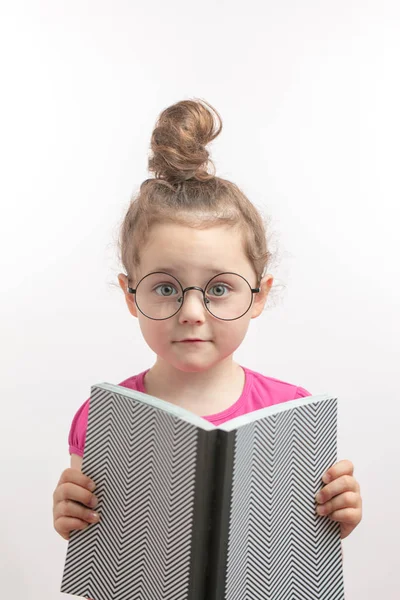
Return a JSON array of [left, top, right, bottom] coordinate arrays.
[[118, 273, 138, 318], [251, 274, 273, 319]]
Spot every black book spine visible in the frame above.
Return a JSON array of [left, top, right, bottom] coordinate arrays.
[[188, 427, 219, 600], [202, 429, 236, 600]]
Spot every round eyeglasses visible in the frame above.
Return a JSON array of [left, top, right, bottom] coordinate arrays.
[[127, 272, 260, 321]]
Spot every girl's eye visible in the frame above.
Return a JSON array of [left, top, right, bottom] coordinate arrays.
[[154, 284, 178, 297], [208, 284, 230, 297]]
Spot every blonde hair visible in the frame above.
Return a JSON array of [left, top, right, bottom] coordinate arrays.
[[117, 98, 278, 293]]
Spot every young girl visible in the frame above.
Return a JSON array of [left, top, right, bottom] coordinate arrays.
[[53, 98, 362, 546]]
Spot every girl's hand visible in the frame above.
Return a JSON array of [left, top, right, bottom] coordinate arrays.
[[315, 459, 362, 539], [53, 468, 100, 541]]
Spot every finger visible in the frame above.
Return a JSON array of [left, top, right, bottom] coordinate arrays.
[[316, 491, 360, 516], [322, 459, 354, 484], [54, 498, 101, 524], [329, 507, 362, 526], [54, 516, 91, 539], [316, 474, 359, 504], [57, 468, 96, 493], [53, 480, 98, 510]]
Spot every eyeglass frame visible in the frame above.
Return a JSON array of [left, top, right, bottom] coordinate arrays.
[[127, 271, 260, 321]]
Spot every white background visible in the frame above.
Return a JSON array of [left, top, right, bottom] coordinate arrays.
[[1, 1, 399, 598]]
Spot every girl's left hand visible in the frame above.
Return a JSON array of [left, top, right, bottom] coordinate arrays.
[[315, 459, 362, 539]]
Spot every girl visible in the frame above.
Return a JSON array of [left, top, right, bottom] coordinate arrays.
[[53, 98, 362, 546]]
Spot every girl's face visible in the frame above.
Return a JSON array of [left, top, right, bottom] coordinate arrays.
[[118, 222, 273, 373]]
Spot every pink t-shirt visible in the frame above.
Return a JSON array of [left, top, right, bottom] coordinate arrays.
[[68, 365, 312, 457]]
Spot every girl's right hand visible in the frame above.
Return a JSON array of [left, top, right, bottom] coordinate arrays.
[[53, 468, 100, 541]]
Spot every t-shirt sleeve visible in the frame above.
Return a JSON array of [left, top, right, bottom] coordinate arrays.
[[294, 385, 312, 398], [68, 398, 90, 457]]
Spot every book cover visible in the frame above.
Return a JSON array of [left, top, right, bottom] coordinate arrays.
[[60, 384, 344, 599]]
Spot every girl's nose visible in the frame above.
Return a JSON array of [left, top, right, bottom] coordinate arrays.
[[177, 289, 207, 323]]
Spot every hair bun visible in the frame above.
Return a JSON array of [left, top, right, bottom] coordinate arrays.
[[148, 98, 222, 184]]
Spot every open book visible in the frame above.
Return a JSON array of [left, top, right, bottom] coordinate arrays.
[[61, 384, 345, 600]]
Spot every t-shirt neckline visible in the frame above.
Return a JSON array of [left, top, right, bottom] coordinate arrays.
[[136, 365, 252, 423]]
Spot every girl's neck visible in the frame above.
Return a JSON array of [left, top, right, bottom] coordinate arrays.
[[143, 357, 245, 416]]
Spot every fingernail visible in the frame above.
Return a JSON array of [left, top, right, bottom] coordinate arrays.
[[90, 512, 100, 521], [322, 473, 331, 484], [315, 492, 323, 503], [90, 496, 98, 508], [88, 481, 96, 492]]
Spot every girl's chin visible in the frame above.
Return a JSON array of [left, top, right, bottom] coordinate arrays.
[[168, 354, 219, 373]]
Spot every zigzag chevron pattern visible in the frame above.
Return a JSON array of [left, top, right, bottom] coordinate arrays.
[[61, 386, 199, 600], [225, 398, 344, 599]]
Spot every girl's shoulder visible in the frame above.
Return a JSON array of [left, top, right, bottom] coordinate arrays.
[[117, 369, 148, 393], [241, 365, 312, 401]]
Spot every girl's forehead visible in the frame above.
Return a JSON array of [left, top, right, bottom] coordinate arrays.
[[146, 222, 244, 252], [138, 223, 254, 279]]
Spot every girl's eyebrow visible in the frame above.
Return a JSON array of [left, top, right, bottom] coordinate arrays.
[[152, 266, 226, 276]]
